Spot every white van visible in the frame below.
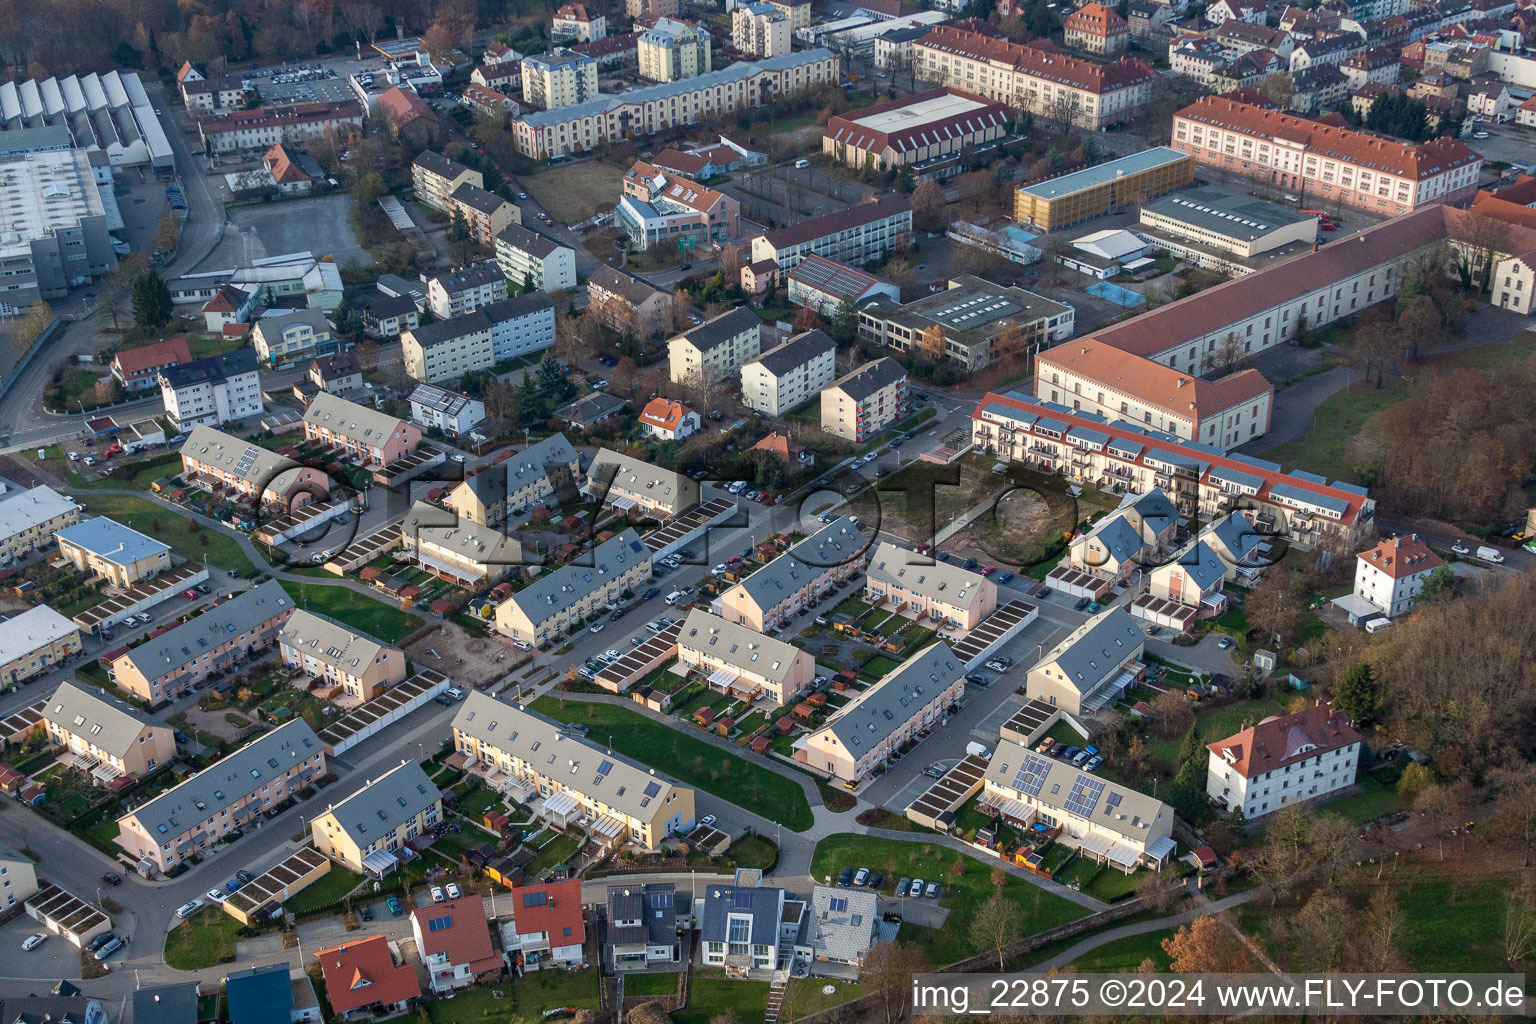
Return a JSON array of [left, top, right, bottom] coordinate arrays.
[[665, 590, 685, 606], [965, 741, 993, 759], [795, 158, 810, 169], [1475, 545, 1505, 563], [1363, 617, 1392, 634]]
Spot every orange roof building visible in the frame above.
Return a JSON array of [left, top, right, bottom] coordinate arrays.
[[750, 431, 807, 465], [506, 879, 586, 969], [1064, 2, 1129, 54], [110, 336, 194, 392], [410, 895, 503, 993], [638, 398, 700, 440], [262, 143, 312, 189], [1207, 704, 1363, 817], [377, 87, 436, 132], [314, 935, 421, 1017], [1353, 533, 1443, 618]]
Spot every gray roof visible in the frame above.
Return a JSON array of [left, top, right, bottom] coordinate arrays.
[[1125, 487, 1179, 537], [985, 737, 1170, 843], [698, 884, 784, 946], [160, 349, 259, 390], [401, 501, 524, 567], [557, 391, 629, 425], [460, 432, 579, 503], [0, 605, 79, 667], [118, 579, 293, 681], [368, 291, 421, 320], [302, 392, 411, 446], [1143, 186, 1312, 242], [122, 718, 321, 838], [180, 426, 298, 488], [746, 329, 836, 377], [829, 357, 905, 401], [731, 515, 868, 609], [806, 885, 877, 962], [428, 260, 504, 295], [678, 609, 806, 685], [866, 542, 991, 611], [673, 307, 760, 354], [413, 150, 473, 180], [1037, 606, 1143, 694], [43, 680, 159, 759], [132, 984, 199, 1024], [519, 48, 836, 127], [607, 882, 680, 947], [496, 222, 566, 259], [1202, 512, 1264, 563], [1018, 146, 1189, 201], [451, 694, 683, 822], [277, 609, 397, 674], [503, 529, 650, 627], [1078, 514, 1144, 564], [588, 266, 664, 305], [0, 485, 76, 540], [819, 641, 962, 754], [449, 182, 510, 215], [254, 307, 331, 339], [481, 293, 556, 322], [586, 449, 697, 509], [406, 310, 493, 347], [1169, 540, 1228, 592], [319, 759, 440, 848]]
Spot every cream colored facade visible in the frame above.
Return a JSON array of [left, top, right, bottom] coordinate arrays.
[[677, 609, 814, 705], [278, 610, 407, 702], [42, 681, 176, 779], [667, 308, 762, 386], [863, 542, 997, 631], [522, 50, 600, 111], [494, 529, 652, 646], [639, 19, 712, 83], [740, 330, 837, 416], [733, 4, 792, 58], [821, 358, 907, 443], [0, 845, 38, 911], [0, 606, 82, 687], [55, 520, 170, 587], [311, 761, 442, 873], [402, 316, 494, 384], [400, 502, 525, 586], [716, 517, 868, 632], [0, 486, 80, 565], [411, 153, 479, 214]]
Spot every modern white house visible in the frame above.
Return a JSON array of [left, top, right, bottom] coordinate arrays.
[[1349, 533, 1443, 619]]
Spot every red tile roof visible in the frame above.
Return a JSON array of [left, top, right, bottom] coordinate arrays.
[[1470, 189, 1536, 233], [411, 895, 501, 973], [377, 87, 434, 127], [574, 31, 641, 58], [651, 148, 711, 176], [750, 431, 805, 464], [638, 398, 696, 431], [114, 337, 194, 376], [510, 879, 585, 942], [556, 3, 601, 20], [1494, 174, 1536, 206], [1066, 2, 1129, 35], [824, 89, 1012, 157], [263, 144, 310, 185], [1207, 704, 1362, 779], [314, 935, 421, 1014], [1357, 533, 1442, 579], [915, 25, 1156, 93], [1037, 339, 1272, 423]]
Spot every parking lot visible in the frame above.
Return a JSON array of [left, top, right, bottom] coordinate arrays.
[[206, 194, 370, 269]]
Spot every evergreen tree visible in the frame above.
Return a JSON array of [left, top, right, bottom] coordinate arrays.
[[1332, 662, 1379, 726], [446, 207, 470, 243], [536, 353, 570, 398], [130, 270, 172, 329], [829, 300, 859, 345], [515, 369, 547, 426]]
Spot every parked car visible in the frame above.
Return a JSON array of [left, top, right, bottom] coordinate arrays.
[[1088, 602, 1102, 613], [1062, 746, 1081, 761], [513, 640, 532, 651], [1451, 541, 1470, 555], [962, 557, 979, 570], [386, 896, 403, 916], [925, 882, 939, 899], [853, 867, 870, 886], [1146, 625, 1160, 636], [838, 867, 854, 886], [360, 905, 373, 922], [177, 899, 206, 919], [1085, 755, 1104, 773], [985, 660, 1009, 673], [1073, 597, 1090, 611], [996, 572, 1014, 584], [588, 622, 606, 633], [206, 888, 229, 904], [1072, 749, 1092, 766], [236, 870, 255, 884], [908, 878, 925, 897], [897, 877, 911, 897], [431, 885, 445, 903], [101, 872, 121, 886], [980, 565, 996, 577], [93, 936, 124, 960], [446, 883, 462, 899], [867, 872, 884, 890], [89, 931, 118, 952], [1217, 635, 1234, 650], [181, 589, 199, 599], [21, 934, 46, 951]]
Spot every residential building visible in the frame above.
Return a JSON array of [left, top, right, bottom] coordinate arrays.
[[805, 885, 878, 974], [874, 24, 930, 68], [1289, 64, 1351, 114], [734, 3, 793, 57], [1206, 0, 1268, 24], [41, 680, 175, 779], [252, 308, 335, 364], [451, 694, 696, 846], [678, 608, 815, 705], [511, 49, 840, 160], [403, 295, 558, 381], [821, 357, 907, 443], [798, 642, 964, 781], [717, 516, 870, 632], [0, 990, 107, 1024], [358, 291, 420, 338], [864, 542, 998, 631], [410, 384, 486, 437], [179, 425, 330, 508], [1064, 489, 1180, 586], [493, 529, 653, 645], [1206, 704, 1362, 817], [617, 161, 741, 251], [0, 485, 80, 565], [638, 398, 701, 441], [411, 895, 503, 993], [1128, 1, 1173, 39], [399, 503, 525, 586], [639, 18, 713, 82], [111, 338, 193, 393], [1352, 533, 1442, 618], [1035, 339, 1274, 451], [132, 983, 199, 1024], [55, 517, 171, 587], [555, 392, 629, 432], [201, 282, 257, 332], [473, 63, 523, 93], [749, 194, 910, 272], [312, 760, 441, 873], [412, 151, 481, 214], [425, 262, 509, 320], [1171, 96, 1482, 215], [314, 935, 421, 1019], [607, 884, 684, 970], [309, 353, 363, 397], [740, 329, 838, 416], [160, 350, 264, 430], [1209, 50, 1283, 92], [587, 267, 672, 340], [278, 611, 407, 702], [179, 70, 248, 112], [554, 4, 608, 42], [447, 183, 521, 246], [198, 101, 364, 155], [1170, 36, 1230, 84], [1213, 21, 1292, 59], [262, 144, 314, 193], [302, 393, 421, 467], [505, 879, 585, 970], [574, 33, 643, 68], [1014, 147, 1195, 230], [1288, 34, 1361, 73], [585, 450, 699, 517], [1065, 2, 1130, 53], [461, 84, 518, 118], [913, 26, 1156, 129], [699, 883, 802, 976], [822, 90, 1010, 177], [447, 433, 580, 527], [0, 843, 38, 911], [667, 307, 762, 386], [1028, 607, 1144, 714], [225, 963, 320, 1024], [982, 738, 1176, 871], [785, 255, 900, 315], [1341, 45, 1400, 87], [115, 719, 324, 874], [1145, 539, 1230, 615], [522, 49, 600, 111], [0, 149, 118, 312], [857, 274, 1073, 373], [768, 0, 812, 32], [495, 223, 578, 291], [110, 581, 296, 704], [1137, 186, 1319, 264]]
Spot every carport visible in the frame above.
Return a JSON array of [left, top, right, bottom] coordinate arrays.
[[24, 885, 110, 948], [361, 849, 400, 877]]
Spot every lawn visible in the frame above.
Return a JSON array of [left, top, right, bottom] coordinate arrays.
[[1067, 928, 1177, 972], [455, 784, 503, 819], [422, 971, 600, 1021], [621, 971, 681, 996], [524, 833, 582, 877], [1316, 773, 1401, 824], [126, 451, 184, 490], [78, 493, 257, 573], [162, 911, 246, 969], [531, 697, 815, 831], [521, 159, 620, 224], [785, 977, 866, 1018], [277, 581, 423, 644], [861, 654, 903, 677], [286, 866, 364, 916], [809, 834, 1091, 966], [729, 834, 779, 872], [187, 334, 247, 359], [1391, 871, 1510, 973], [674, 978, 769, 1024]]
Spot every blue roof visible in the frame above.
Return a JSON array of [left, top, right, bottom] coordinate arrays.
[[56, 517, 170, 566], [982, 402, 1037, 427], [1066, 425, 1111, 447], [225, 965, 293, 1024], [1175, 541, 1228, 592], [1226, 453, 1281, 472], [1205, 513, 1264, 561], [1106, 437, 1144, 458], [1208, 465, 1266, 492], [1269, 482, 1350, 515], [1330, 480, 1368, 497], [1289, 469, 1327, 484], [1018, 147, 1189, 201], [1034, 416, 1069, 433]]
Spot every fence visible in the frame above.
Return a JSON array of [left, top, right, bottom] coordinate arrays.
[[0, 316, 63, 410]]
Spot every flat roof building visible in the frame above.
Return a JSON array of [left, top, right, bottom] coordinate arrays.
[[55, 517, 172, 587], [857, 274, 1074, 373], [1015, 147, 1195, 231], [1138, 186, 1320, 270], [0, 605, 82, 687], [0, 148, 117, 312]]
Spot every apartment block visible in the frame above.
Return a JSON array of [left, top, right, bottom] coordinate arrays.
[[749, 194, 911, 272], [0, 606, 82, 687], [198, 101, 364, 154], [734, 3, 792, 57], [399, 502, 525, 586], [494, 529, 652, 646], [411, 151, 480, 212], [522, 49, 600, 110], [495, 223, 578, 291], [1065, 2, 1130, 54], [857, 275, 1073, 373], [55, 517, 171, 587], [252, 308, 334, 364], [303, 393, 420, 467], [864, 542, 997, 631], [42, 680, 176, 780], [0, 485, 80, 565], [587, 267, 672, 340], [678, 608, 814, 705], [584, 450, 699, 517], [1352, 533, 1442, 618], [667, 307, 762, 386], [425, 262, 509, 320], [639, 18, 713, 83], [159, 350, 264, 430], [278, 610, 407, 701], [116, 720, 325, 875], [403, 294, 557, 382], [447, 432, 580, 527], [1014, 146, 1194, 231], [740, 329, 837, 416], [179, 425, 330, 508], [821, 357, 907, 443], [311, 760, 441, 873], [110, 580, 296, 704], [1207, 704, 1361, 818], [717, 516, 869, 632], [554, 3, 608, 42], [617, 161, 740, 251]]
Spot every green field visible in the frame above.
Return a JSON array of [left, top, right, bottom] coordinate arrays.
[[277, 581, 423, 644], [420, 971, 600, 1021], [729, 834, 779, 872], [1317, 773, 1402, 824], [674, 978, 768, 1024], [286, 866, 364, 916], [162, 911, 245, 969], [620, 971, 680, 996], [79, 493, 258, 573], [809, 834, 1091, 966], [531, 697, 815, 831], [1066, 928, 1176, 972]]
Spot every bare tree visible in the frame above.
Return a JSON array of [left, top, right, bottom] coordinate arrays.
[[971, 888, 1028, 970], [1455, 213, 1509, 292], [1259, 73, 1294, 108], [1505, 880, 1536, 963], [863, 941, 932, 1024], [1214, 332, 1244, 375], [1044, 90, 1081, 134]]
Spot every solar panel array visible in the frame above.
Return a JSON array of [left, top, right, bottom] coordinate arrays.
[[1064, 775, 1105, 819], [1011, 753, 1052, 797]]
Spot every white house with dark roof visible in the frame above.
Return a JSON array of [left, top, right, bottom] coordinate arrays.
[[740, 329, 837, 417], [698, 883, 802, 977], [409, 384, 486, 438], [1026, 606, 1144, 714]]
